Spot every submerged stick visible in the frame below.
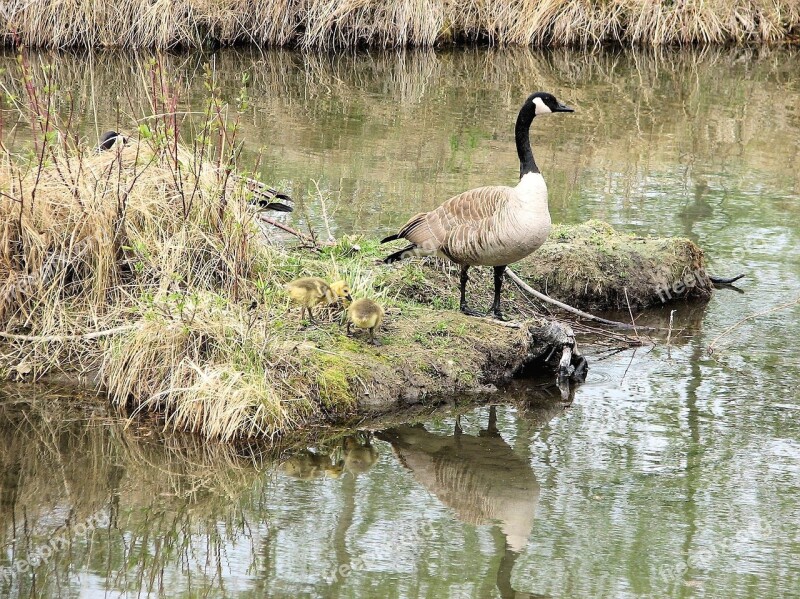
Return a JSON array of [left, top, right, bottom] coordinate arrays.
[[505, 268, 657, 331]]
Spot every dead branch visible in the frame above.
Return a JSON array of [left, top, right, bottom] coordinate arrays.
[[0, 324, 138, 342], [506, 267, 658, 331]]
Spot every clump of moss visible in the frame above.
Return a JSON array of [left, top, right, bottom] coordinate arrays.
[[516, 220, 712, 311]]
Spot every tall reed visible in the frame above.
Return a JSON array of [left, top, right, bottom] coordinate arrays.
[[2, 0, 799, 49], [0, 56, 363, 440]]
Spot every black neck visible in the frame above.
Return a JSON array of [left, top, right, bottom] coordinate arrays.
[[515, 103, 538, 178]]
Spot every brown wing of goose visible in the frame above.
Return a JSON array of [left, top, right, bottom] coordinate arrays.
[[386, 186, 513, 258]]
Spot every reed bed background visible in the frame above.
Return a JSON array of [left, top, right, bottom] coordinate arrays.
[[2, 0, 799, 49]]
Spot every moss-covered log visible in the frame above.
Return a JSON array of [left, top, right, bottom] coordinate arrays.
[[516, 220, 712, 310]]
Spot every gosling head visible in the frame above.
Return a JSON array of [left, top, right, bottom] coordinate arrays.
[[526, 92, 574, 116], [328, 280, 352, 303]]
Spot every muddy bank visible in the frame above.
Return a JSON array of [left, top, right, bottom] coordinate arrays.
[[293, 309, 577, 416]]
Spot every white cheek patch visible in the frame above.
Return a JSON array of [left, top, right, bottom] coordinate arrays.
[[532, 97, 552, 115]]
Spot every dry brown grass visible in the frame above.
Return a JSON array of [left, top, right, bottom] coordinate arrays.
[[0, 63, 378, 441], [2, 0, 799, 49], [0, 135, 316, 440], [0, 53, 363, 442]]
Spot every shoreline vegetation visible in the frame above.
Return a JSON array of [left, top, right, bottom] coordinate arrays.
[[0, 58, 712, 442], [1, 1, 799, 49]]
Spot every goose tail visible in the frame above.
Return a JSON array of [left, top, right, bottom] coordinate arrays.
[[383, 244, 427, 264], [255, 200, 293, 213], [381, 233, 400, 244]]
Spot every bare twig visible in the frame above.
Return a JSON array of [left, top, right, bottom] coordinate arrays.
[[707, 297, 800, 354], [0, 324, 138, 342], [623, 287, 640, 339], [666, 309, 676, 349], [312, 179, 335, 243], [258, 215, 316, 244], [506, 268, 658, 331]]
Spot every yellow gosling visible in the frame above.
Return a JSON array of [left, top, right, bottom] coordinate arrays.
[[285, 277, 350, 323], [346, 298, 385, 346]]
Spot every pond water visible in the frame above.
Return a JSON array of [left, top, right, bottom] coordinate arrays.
[[1, 47, 799, 598]]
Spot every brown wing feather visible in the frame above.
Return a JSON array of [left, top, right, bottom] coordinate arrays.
[[395, 187, 513, 258]]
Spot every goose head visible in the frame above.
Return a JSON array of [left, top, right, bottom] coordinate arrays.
[[515, 92, 573, 177], [526, 92, 574, 116], [98, 130, 127, 151]]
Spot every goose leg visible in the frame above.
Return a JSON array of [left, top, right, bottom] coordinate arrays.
[[459, 264, 484, 317], [490, 265, 508, 321]]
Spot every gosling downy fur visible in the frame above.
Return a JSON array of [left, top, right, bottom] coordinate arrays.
[[285, 277, 352, 323], [328, 280, 353, 303], [346, 298, 385, 346], [381, 92, 573, 320]]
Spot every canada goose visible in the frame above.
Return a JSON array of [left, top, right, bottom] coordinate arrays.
[[377, 406, 539, 553], [247, 183, 294, 212], [381, 92, 574, 320], [98, 130, 126, 151], [346, 298, 384, 346], [285, 277, 352, 323], [97, 130, 292, 212]]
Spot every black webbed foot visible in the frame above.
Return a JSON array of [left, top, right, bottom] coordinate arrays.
[[490, 309, 509, 322], [460, 305, 485, 317]]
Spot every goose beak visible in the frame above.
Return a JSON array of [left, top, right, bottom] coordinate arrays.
[[554, 102, 574, 113]]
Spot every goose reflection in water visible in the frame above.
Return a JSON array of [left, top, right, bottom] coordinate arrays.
[[378, 405, 551, 599], [379, 407, 537, 552]]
